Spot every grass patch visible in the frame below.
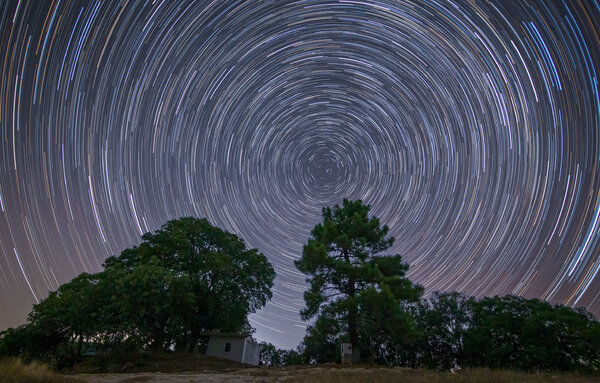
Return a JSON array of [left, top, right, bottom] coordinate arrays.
[[70, 351, 248, 374], [0, 357, 82, 383]]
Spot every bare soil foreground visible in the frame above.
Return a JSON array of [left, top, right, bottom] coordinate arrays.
[[2, 358, 599, 383], [57, 353, 600, 383], [76, 366, 600, 383]]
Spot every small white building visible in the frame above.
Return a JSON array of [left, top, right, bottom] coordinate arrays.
[[341, 342, 353, 364], [204, 333, 260, 365]]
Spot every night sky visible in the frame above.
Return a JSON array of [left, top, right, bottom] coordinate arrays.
[[1, 0, 599, 349]]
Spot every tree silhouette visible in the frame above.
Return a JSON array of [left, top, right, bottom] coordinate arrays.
[[295, 199, 422, 363]]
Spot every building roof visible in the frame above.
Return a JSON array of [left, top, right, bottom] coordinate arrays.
[[199, 331, 254, 339]]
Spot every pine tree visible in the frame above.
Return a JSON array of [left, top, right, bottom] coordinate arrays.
[[295, 199, 422, 364]]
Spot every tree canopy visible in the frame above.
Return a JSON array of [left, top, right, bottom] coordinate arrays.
[[2, 210, 600, 373], [291, 290, 600, 372], [104, 217, 276, 351], [0, 217, 275, 367], [295, 199, 423, 363]]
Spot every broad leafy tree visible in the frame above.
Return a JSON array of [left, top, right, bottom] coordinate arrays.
[[259, 342, 283, 366], [259, 342, 305, 366], [415, 291, 474, 369], [301, 309, 343, 364], [104, 217, 276, 352], [295, 199, 422, 363], [0, 216, 275, 366], [463, 295, 600, 371]]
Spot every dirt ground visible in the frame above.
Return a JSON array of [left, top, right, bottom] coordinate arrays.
[[76, 367, 331, 383], [69, 354, 600, 383], [76, 366, 421, 383], [75, 367, 600, 383]]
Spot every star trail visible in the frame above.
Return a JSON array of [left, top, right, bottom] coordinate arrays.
[[1, 0, 599, 349]]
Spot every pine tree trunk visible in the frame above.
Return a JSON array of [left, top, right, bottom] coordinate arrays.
[[77, 334, 83, 357], [349, 307, 361, 364], [344, 249, 361, 364]]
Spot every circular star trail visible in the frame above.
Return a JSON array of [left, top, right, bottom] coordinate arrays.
[[1, 0, 599, 348]]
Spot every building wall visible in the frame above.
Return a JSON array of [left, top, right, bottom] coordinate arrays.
[[341, 343, 352, 364], [242, 337, 260, 365], [205, 336, 245, 363]]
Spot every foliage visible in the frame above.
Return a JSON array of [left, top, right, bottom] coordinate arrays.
[[0, 325, 48, 362], [463, 295, 600, 372], [296, 289, 600, 372], [414, 292, 474, 370], [294, 200, 600, 372], [300, 311, 343, 364], [0, 217, 275, 367], [357, 285, 422, 365], [2, 208, 600, 374], [295, 199, 423, 364], [136, 218, 275, 341], [282, 349, 304, 365], [259, 342, 304, 366], [99, 217, 276, 352], [259, 342, 284, 366]]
